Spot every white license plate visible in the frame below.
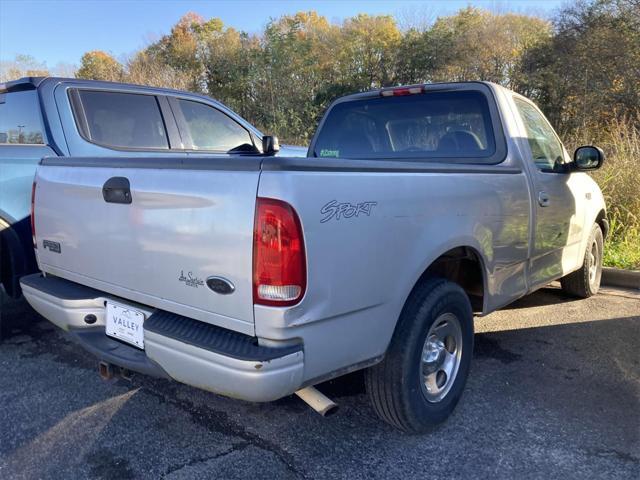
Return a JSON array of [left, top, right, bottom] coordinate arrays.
[[105, 302, 145, 349]]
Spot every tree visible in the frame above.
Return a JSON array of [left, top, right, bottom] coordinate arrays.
[[337, 14, 402, 90], [145, 12, 213, 92], [420, 8, 550, 88], [520, 0, 640, 131], [261, 11, 341, 141], [67, 2, 639, 143], [201, 25, 262, 121], [0, 54, 49, 82], [76, 51, 123, 81], [125, 51, 191, 90]]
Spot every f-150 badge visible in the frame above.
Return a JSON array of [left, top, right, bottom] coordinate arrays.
[[43, 240, 61, 253], [320, 200, 377, 223]]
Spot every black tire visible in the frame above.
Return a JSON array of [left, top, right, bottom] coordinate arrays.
[[0, 232, 21, 299], [561, 224, 603, 298], [365, 277, 474, 433]]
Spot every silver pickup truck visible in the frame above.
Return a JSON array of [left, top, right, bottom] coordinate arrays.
[[21, 82, 607, 432]]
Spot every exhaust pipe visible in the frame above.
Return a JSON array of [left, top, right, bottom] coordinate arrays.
[[98, 361, 132, 381], [98, 361, 115, 380], [295, 386, 338, 417]]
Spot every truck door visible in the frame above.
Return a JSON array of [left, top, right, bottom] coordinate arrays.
[[512, 98, 586, 290]]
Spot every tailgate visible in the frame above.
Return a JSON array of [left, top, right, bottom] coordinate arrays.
[[34, 157, 260, 335]]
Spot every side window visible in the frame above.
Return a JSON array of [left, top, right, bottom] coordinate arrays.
[[514, 98, 565, 171], [176, 99, 254, 152], [0, 91, 45, 144], [75, 90, 169, 149]]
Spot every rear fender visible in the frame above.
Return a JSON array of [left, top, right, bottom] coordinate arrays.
[[402, 238, 489, 316]]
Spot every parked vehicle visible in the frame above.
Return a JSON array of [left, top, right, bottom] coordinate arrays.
[[0, 76, 304, 299], [21, 81, 607, 432]]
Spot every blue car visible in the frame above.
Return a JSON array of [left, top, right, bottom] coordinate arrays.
[[0, 77, 305, 298]]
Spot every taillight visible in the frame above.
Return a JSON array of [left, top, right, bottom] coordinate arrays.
[[253, 198, 306, 306], [380, 85, 424, 97], [30, 181, 36, 249]]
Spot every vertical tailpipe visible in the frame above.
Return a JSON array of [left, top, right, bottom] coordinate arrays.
[[295, 386, 338, 417]]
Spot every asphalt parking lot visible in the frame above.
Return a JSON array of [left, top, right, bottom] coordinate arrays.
[[0, 286, 638, 479]]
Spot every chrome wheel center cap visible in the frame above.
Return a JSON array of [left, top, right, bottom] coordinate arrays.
[[423, 337, 446, 366]]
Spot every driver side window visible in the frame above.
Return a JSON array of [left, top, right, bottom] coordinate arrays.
[[514, 98, 565, 172]]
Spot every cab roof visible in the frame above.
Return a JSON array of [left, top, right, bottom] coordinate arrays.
[[0, 76, 48, 93]]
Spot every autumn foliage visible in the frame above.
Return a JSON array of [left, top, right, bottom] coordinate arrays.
[[7, 2, 625, 146], [3, 0, 639, 266]]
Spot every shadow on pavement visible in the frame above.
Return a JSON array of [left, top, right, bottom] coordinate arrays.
[[499, 285, 582, 309], [1, 285, 638, 478], [0, 290, 42, 341]]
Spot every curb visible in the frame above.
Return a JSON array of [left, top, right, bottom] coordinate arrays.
[[601, 267, 640, 290]]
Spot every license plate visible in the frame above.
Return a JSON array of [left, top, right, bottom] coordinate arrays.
[[105, 302, 145, 349]]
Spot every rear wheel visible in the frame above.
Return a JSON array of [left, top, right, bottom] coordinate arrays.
[[561, 224, 603, 298], [365, 277, 474, 433]]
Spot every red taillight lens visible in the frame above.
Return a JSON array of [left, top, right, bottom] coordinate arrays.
[[30, 181, 37, 249], [253, 198, 306, 306]]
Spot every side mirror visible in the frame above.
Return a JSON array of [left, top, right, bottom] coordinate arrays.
[[262, 135, 280, 156], [574, 146, 604, 170]]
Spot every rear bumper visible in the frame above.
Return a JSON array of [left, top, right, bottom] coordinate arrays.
[[20, 273, 304, 402]]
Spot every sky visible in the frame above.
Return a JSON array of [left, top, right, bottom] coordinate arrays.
[[0, 0, 566, 68]]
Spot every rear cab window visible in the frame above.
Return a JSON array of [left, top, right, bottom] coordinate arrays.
[[71, 90, 169, 150], [0, 90, 45, 145], [313, 89, 504, 164]]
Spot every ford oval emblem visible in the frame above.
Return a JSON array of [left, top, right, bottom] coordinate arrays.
[[206, 276, 235, 295]]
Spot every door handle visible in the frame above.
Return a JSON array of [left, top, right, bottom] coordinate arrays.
[[102, 177, 132, 204], [538, 191, 550, 207]]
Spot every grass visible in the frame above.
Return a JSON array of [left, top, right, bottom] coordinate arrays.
[[602, 218, 640, 270], [565, 116, 640, 270], [603, 232, 640, 270]]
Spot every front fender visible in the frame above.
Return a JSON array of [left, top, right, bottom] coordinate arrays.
[[579, 175, 608, 259]]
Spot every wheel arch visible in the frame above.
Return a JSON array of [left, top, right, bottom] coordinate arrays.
[[595, 209, 609, 240], [404, 244, 488, 316]]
